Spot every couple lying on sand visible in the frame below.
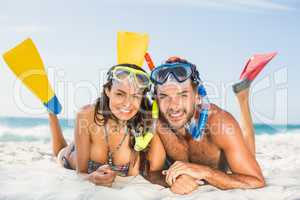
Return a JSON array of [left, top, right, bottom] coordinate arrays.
[[48, 56, 266, 195]]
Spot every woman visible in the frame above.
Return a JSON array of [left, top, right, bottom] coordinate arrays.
[[49, 64, 166, 187]]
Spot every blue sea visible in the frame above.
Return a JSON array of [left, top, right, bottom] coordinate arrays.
[[0, 116, 299, 142]]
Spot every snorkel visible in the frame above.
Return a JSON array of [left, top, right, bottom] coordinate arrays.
[[116, 31, 156, 151], [188, 83, 210, 141], [150, 57, 210, 141], [133, 53, 157, 151]]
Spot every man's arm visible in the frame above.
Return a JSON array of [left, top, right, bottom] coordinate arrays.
[[202, 167, 264, 189], [166, 110, 265, 190], [207, 110, 265, 189]]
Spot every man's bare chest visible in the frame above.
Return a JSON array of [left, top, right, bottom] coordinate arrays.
[[188, 136, 221, 169], [164, 134, 222, 169]]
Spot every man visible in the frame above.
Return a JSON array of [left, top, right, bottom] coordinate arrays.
[[146, 56, 268, 194]]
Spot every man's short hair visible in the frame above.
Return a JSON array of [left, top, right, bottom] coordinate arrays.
[[154, 56, 200, 93]]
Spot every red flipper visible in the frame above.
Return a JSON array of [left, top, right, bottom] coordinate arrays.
[[240, 52, 277, 81]]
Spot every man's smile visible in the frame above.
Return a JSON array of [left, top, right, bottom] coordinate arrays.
[[168, 110, 185, 121]]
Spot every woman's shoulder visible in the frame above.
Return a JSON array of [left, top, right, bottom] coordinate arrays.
[[76, 104, 104, 134], [76, 104, 98, 121], [79, 104, 95, 112]]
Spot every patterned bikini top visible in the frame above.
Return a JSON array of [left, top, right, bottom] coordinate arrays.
[[89, 123, 130, 177], [87, 160, 129, 177]]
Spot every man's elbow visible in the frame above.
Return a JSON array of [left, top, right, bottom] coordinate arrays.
[[229, 174, 266, 190], [250, 176, 265, 189], [256, 177, 266, 188]]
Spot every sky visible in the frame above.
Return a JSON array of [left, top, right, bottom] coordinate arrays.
[[0, 0, 299, 124]]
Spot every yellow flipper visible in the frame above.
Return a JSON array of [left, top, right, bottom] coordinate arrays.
[[117, 31, 152, 151], [3, 38, 61, 114], [117, 32, 149, 67]]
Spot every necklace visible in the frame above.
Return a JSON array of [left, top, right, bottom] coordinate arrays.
[[104, 124, 128, 166], [110, 120, 126, 132]]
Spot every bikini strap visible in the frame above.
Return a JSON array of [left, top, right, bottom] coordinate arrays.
[[104, 123, 128, 166]]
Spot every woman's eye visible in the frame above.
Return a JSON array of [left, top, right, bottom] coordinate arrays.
[[133, 95, 142, 99], [116, 93, 123, 96]]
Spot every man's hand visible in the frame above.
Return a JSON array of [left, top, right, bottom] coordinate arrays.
[[169, 174, 199, 195], [89, 165, 116, 187], [163, 161, 210, 185]]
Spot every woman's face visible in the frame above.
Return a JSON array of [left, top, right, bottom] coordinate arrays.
[[105, 79, 144, 121]]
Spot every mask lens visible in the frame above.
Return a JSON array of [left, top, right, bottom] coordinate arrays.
[[173, 65, 192, 82], [114, 68, 131, 80], [136, 73, 150, 87], [114, 67, 150, 87], [151, 67, 170, 84], [151, 64, 193, 84]]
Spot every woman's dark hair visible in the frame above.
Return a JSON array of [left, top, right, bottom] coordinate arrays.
[[93, 63, 152, 172]]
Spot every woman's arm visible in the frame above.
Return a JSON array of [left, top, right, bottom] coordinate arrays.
[[147, 133, 166, 171], [144, 133, 168, 187], [74, 108, 91, 174]]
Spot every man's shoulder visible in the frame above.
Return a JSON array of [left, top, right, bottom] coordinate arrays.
[[206, 104, 239, 146], [207, 104, 234, 125], [156, 119, 173, 136]]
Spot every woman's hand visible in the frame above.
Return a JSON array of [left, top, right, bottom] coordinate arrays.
[[89, 165, 116, 187]]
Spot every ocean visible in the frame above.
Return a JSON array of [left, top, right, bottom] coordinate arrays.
[[0, 116, 74, 142], [0, 116, 299, 143]]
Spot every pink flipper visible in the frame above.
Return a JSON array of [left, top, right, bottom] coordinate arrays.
[[239, 52, 277, 81], [233, 52, 277, 93]]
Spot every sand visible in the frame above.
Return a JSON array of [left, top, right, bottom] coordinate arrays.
[[1, 133, 300, 200]]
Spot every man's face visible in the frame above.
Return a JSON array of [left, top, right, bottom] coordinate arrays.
[[156, 79, 198, 130]]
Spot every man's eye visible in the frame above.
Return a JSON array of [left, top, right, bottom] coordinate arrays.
[[159, 95, 166, 100], [116, 93, 123, 96]]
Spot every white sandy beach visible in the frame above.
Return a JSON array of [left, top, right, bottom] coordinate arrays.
[[0, 132, 300, 200]]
